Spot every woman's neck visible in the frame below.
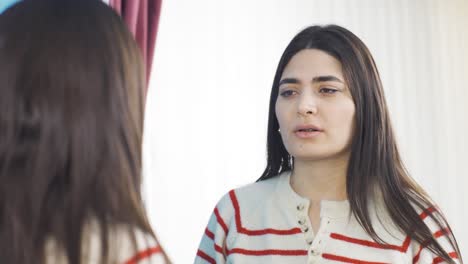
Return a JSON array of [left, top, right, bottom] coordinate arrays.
[[290, 154, 349, 202]]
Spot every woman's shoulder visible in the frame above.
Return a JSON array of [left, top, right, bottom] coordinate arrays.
[[370, 192, 459, 262], [45, 221, 167, 264], [215, 174, 282, 211], [208, 173, 286, 234], [109, 225, 166, 264]]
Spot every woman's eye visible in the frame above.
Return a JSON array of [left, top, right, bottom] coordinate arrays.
[[319, 87, 338, 94], [280, 90, 297, 97]]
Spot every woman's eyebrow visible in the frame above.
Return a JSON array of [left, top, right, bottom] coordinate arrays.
[[312, 75, 343, 83], [279, 78, 300, 86], [279, 75, 343, 86]]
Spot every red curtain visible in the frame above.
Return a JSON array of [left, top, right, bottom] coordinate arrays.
[[110, 0, 162, 93]]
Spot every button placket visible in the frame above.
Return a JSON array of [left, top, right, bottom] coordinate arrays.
[[298, 216, 310, 234], [310, 249, 320, 256], [308, 242, 321, 258], [307, 217, 331, 261], [296, 203, 305, 211], [296, 203, 314, 246], [298, 217, 307, 225], [308, 248, 320, 264]]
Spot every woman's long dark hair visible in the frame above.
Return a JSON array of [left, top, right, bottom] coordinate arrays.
[[258, 25, 462, 262], [0, 0, 167, 263]]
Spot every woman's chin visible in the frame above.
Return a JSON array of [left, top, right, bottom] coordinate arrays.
[[291, 152, 332, 162], [290, 148, 349, 162]]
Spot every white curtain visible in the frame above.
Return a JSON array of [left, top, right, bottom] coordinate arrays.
[[143, 0, 468, 262]]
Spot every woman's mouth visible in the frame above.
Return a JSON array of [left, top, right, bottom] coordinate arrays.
[[294, 125, 323, 138]]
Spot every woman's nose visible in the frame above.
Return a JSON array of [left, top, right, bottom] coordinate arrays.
[[297, 92, 318, 116]]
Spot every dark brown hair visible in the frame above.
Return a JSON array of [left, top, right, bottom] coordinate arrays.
[[259, 25, 462, 262], [0, 0, 167, 263]]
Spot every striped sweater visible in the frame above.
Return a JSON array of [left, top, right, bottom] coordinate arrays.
[[195, 171, 459, 264], [45, 222, 166, 264]]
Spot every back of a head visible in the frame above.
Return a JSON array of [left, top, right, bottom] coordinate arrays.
[[0, 0, 154, 263]]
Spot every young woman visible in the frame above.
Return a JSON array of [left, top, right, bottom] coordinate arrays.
[[195, 25, 462, 263], [0, 0, 169, 263]]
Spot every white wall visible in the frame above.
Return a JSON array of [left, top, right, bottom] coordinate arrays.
[[143, 0, 468, 262]]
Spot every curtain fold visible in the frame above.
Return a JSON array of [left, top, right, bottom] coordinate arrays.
[[110, 0, 162, 93]]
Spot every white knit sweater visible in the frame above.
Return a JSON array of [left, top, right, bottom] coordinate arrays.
[[195, 171, 459, 264], [45, 222, 166, 264]]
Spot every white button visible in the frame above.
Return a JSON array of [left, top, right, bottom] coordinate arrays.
[[306, 238, 313, 244], [301, 225, 309, 233], [311, 249, 320, 256], [298, 218, 306, 225], [297, 204, 305, 211]]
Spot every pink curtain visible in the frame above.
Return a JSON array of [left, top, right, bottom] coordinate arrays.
[[110, 0, 162, 94]]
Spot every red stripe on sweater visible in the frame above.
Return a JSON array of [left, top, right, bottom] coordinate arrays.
[[420, 207, 436, 220], [204, 225, 305, 257], [229, 190, 302, 235], [433, 228, 449, 238], [214, 243, 224, 255], [330, 233, 411, 252], [196, 250, 216, 264], [322, 253, 389, 264], [214, 207, 229, 234], [413, 228, 451, 263], [227, 248, 308, 256], [432, 252, 458, 264], [329, 206, 436, 254], [413, 246, 424, 263], [205, 228, 215, 240], [204, 226, 226, 256], [124, 246, 162, 264]]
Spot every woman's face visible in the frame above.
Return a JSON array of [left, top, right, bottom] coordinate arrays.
[[275, 49, 355, 161]]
